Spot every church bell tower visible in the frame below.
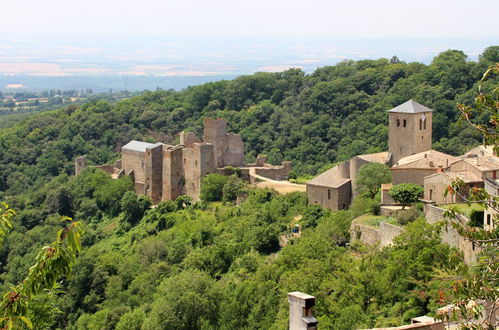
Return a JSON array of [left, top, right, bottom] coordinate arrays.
[[388, 100, 433, 164]]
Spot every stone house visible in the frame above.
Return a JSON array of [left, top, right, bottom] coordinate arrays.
[[307, 152, 390, 210], [423, 170, 483, 204], [391, 150, 460, 186], [484, 178, 498, 231]]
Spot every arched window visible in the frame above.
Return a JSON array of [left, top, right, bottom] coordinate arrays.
[[403, 119, 406, 127], [419, 119, 422, 130], [397, 119, 400, 127]]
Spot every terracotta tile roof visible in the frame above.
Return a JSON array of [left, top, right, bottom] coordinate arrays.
[[307, 166, 351, 188], [387, 100, 434, 113], [392, 150, 460, 169], [462, 156, 499, 172], [425, 170, 482, 183], [443, 171, 482, 183], [357, 151, 391, 164], [464, 145, 496, 157]]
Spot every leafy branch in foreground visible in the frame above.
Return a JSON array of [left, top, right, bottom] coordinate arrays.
[[438, 64, 499, 329], [0, 202, 15, 248], [0, 217, 82, 330]]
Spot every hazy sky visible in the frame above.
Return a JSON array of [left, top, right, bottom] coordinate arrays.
[[3, 0, 499, 39]]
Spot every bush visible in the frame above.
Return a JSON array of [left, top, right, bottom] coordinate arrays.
[[350, 196, 381, 218], [395, 207, 423, 225], [222, 175, 246, 202], [469, 209, 484, 228], [201, 174, 229, 201]]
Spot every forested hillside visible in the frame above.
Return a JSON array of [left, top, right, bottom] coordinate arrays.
[[1, 47, 498, 196], [0, 47, 497, 329]]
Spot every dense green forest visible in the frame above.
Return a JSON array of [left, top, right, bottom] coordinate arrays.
[[0, 47, 497, 329]]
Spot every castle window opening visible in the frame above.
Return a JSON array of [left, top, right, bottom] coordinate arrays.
[[327, 189, 331, 200], [141, 160, 144, 169], [403, 119, 406, 127], [397, 119, 400, 127], [419, 119, 422, 130], [487, 214, 491, 225], [423, 119, 426, 129]]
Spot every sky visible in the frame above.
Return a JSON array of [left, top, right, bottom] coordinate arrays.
[[3, 0, 499, 39], [0, 0, 498, 90]]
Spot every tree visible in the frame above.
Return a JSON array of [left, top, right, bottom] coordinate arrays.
[[222, 175, 246, 202], [0, 218, 82, 329], [0, 202, 14, 247], [200, 174, 228, 202], [356, 162, 392, 199], [439, 63, 499, 329], [389, 183, 423, 209]]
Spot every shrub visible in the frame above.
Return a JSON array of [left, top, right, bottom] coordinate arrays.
[[222, 175, 246, 202], [395, 207, 423, 225], [201, 174, 229, 201], [468, 209, 484, 228]]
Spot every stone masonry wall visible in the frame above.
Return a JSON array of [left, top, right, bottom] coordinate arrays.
[[253, 161, 292, 181], [350, 222, 404, 247], [162, 145, 184, 201], [145, 144, 163, 204], [351, 223, 379, 246], [203, 118, 227, 168], [425, 204, 479, 264], [224, 133, 245, 166], [379, 222, 404, 246], [392, 168, 437, 186], [122, 149, 147, 183]]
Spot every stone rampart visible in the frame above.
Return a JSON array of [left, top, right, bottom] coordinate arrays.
[[253, 161, 292, 181], [350, 221, 404, 247]]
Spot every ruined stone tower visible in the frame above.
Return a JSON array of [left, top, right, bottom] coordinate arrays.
[[388, 100, 433, 164], [203, 118, 245, 167]]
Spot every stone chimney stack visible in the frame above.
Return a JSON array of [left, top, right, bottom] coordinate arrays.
[[287, 292, 318, 330], [437, 165, 443, 173]]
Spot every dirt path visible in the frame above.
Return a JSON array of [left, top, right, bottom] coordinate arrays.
[[249, 168, 306, 194]]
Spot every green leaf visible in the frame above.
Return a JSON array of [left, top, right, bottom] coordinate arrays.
[[19, 316, 33, 329]]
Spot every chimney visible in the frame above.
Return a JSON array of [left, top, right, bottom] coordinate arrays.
[[288, 292, 318, 330], [437, 165, 443, 173]]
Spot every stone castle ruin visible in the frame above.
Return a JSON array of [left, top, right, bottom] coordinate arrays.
[[75, 118, 291, 203]]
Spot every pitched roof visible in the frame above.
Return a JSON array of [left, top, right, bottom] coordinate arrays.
[[425, 170, 482, 184], [462, 156, 499, 172], [392, 150, 460, 169], [388, 100, 434, 114], [357, 151, 391, 164], [307, 166, 351, 188], [464, 145, 496, 157], [122, 140, 163, 152]]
